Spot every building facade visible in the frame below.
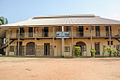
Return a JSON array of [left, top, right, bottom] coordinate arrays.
[[0, 14, 120, 57]]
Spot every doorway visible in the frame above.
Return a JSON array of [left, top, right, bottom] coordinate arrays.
[[43, 27, 49, 37], [76, 41, 86, 56], [26, 42, 35, 55], [20, 28, 24, 38], [29, 27, 33, 37], [95, 26, 100, 36], [95, 42, 100, 56], [105, 26, 112, 37], [78, 26, 84, 37], [44, 43, 50, 56], [16, 42, 23, 56]]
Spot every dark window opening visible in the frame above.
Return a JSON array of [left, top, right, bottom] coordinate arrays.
[[56, 26, 62, 31], [64, 46, 70, 52], [65, 26, 70, 31], [95, 26, 100, 36], [78, 26, 84, 37], [29, 27, 33, 37], [108, 41, 113, 45], [10, 46, 14, 52], [105, 26, 112, 37], [43, 27, 49, 37], [90, 26, 94, 32], [20, 28, 24, 38]]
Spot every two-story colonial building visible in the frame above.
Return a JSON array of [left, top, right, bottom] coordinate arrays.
[[0, 14, 120, 57]]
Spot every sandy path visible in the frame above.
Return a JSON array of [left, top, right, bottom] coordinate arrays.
[[0, 57, 120, 80]]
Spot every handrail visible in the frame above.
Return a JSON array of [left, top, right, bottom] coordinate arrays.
[[9, 32, 120, 38]]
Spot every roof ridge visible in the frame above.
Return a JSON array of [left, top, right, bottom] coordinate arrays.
[[33, 14, 96, 19]]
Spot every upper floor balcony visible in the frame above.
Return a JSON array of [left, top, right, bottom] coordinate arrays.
[[9, 31, 120, 39], [7, 26, 120, 39]]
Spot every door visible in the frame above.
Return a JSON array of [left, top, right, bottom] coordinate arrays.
[[20, 28, 24, 38], [95, 42, 100, 55], [105, 26, 112, 37], [43, 27, 49, 37], [96, 26, 100, 36], [44, 43, 50, 56], [16, 42, 23, 56], [29, 27, 33, 37], [76, 41, 86, 56], [26, 42, 35, 55], [78, 26, 84, 37]]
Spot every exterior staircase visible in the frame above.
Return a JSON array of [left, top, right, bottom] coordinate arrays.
[[115, 38, 120, 42], [1, 40, 14, 49]]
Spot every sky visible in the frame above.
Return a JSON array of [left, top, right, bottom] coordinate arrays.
[[1, 0, 120, 23]]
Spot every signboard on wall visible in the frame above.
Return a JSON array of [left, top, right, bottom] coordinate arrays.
[[56, 32, 70, 38]]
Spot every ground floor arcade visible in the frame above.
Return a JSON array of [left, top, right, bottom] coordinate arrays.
[[6, 38, 120, 57]]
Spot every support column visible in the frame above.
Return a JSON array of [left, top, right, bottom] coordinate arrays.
[[52, 26, 55, 56], [33, 26, 37, 56], [109, 26, 111, 47], [17, 27, 20, 56], [62, 26, 64, 56], [8, 29, 10, 56], [90, 25, 93, 49], [71, 26, 74, 56]]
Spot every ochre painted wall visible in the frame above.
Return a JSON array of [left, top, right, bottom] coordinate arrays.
[[5, 25, 120, 56]]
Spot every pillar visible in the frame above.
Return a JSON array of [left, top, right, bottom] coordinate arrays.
[[52, 26, 55, 56], [17, 27, 20, 56], [62, 26, 64, 56], [90, 25, 93, 49], [71, 26, 74, 56], [109, 25, 111, 47]]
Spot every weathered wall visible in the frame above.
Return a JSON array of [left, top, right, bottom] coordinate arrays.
[[5, 25, 120, 56]]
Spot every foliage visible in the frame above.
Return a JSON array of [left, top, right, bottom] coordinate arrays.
[[90, 49, 96, 57], [107, 47, 112, 56], [0, 17, 8, 25], [102, 47, 107, 56], [74, 46, 81, 56], [5, 18, 8, 24], [113, 49, 117, 56]]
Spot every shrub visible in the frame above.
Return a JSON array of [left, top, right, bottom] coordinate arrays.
[[102, 47, 107, 56], [90, 49, 96, 57], [74, 46, 81, 56], [107, 47, 112, 56], [113, 49, 117, 56]]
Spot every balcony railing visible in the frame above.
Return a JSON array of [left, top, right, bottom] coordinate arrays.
[[10, 32, 54, 38], [9, 32, 120, 39]]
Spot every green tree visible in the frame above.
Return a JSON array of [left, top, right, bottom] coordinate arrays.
[[0, 17, 8, 25]]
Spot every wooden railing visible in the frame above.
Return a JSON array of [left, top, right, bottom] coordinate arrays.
[[9, 32, 120, 39]]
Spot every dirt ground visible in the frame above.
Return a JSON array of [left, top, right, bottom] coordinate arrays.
[[0, 57, 120, 80]]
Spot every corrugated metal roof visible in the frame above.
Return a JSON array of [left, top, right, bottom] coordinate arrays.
[[0, 14, 120, 27]]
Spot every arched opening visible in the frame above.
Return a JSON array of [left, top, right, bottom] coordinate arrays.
[[26, 42, 35, 55], [76, 41, 86, 56]]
